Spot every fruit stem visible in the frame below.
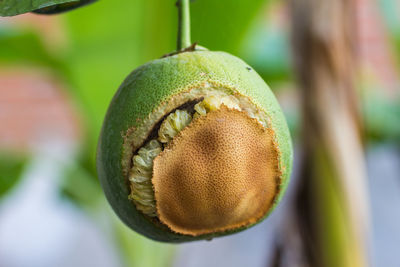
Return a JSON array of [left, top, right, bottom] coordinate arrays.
[[176, 0, 192, 51]]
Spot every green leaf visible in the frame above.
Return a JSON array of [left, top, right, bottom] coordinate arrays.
[[32, 0, 97, 15], [0, 152, 27, 198], [0, 0, 96, 17]]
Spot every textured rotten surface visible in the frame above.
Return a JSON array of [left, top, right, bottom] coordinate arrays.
[[153, 108, 280, 236]]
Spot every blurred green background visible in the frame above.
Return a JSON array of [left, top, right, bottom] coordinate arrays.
[[0, 0, 399, 266]]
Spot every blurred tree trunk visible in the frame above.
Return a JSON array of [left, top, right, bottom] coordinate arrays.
[[273, 0, 371, 266]]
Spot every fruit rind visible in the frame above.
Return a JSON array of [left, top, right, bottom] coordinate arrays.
[[97, 50, 293, 242]]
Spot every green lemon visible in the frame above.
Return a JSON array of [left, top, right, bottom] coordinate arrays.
[[97, 50, 293, 242]]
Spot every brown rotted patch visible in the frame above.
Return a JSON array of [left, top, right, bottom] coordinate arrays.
[[152, 107, 280, 236]]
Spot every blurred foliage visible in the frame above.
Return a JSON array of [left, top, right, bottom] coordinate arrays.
[[243, 24, 292, 84], [374, 0, 400, 144], [114, 218, 175, 267], [0, 151, 27, 198], [364, 92, 400, 144], [241, 0, 292, 85], [0, 28, 63, 70], [379, 0, 400, 64], [190, 0, 265, 55], [60, 154, 102, 210]]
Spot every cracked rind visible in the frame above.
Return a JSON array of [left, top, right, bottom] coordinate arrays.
[[96, 51, 293, 243], [121, 85, 269, 180]]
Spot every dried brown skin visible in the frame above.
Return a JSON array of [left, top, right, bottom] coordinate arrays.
[[153, 107, 281, 236]]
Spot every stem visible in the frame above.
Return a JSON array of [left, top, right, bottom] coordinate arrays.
[[176, 0, 191, 50]]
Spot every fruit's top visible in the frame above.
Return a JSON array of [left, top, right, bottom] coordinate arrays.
[[97, 50, 293, 242]]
